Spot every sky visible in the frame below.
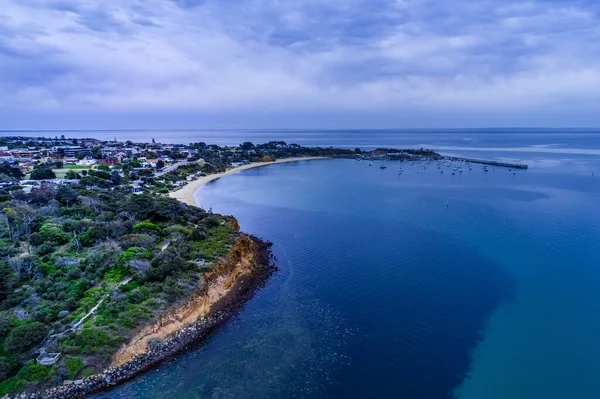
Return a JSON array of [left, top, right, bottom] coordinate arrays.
[[1, 0, 600, 129]]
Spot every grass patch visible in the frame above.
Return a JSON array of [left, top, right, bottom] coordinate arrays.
[[81, 368, 95, 378], [66, 356, 84, 379], [0, 378, 23, 396], [103, 265, 129, 283]]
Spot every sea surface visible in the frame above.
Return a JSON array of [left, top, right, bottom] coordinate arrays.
[[89, 131, 600, 398]]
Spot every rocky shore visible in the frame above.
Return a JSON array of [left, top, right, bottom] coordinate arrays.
[[4, 236, 276, 399]]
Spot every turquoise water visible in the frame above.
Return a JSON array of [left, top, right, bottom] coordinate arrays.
[[97, 135, 600, 398]]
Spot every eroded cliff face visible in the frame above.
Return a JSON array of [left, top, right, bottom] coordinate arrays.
[[111, 234, 265, 367]]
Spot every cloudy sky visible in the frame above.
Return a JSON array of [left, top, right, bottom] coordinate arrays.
[[1, 0, 599, 129]]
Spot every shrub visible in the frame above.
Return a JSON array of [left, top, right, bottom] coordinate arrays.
[[17, 361, 52, 382], [39, 223, 68, 245], [28, 233, 44, 247], [119, 234, 156, 249], [0, 314, 13, 338], [35, 242, 56, 256], [133, 221, 162, 235], [0, 261, 13, 301], [0, 358, 11, 380], [4, 322, 49, 354]]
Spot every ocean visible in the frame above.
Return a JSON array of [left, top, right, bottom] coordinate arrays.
[[79, 130, 600, 398]]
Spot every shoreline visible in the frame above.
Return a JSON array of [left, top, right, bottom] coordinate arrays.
[[10, 236, 276, 399], [169, 157, 328, 206]]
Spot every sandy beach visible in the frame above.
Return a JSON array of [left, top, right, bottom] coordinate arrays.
[[169, 157, 327, 206]]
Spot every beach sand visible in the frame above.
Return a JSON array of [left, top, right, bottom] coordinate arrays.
[[169, 157, 327, 207]]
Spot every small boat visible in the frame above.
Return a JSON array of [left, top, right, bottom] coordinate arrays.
[[369, 163, 373, 166], [380, 165, 387, 169]]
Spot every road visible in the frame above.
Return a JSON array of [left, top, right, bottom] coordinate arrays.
[[155, 160, 189, 176]]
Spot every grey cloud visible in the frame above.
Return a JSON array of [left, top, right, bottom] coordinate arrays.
[[1, 0, 600, 127]]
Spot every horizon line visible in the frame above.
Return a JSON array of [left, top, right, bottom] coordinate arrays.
[[2, 127, 600, 133]]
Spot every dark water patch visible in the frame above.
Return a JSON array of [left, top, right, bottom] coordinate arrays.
[[203, 198, 517, 399]]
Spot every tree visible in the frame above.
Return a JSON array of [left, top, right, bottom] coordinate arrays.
[[30, 168, 56, 180], [110, 171, 122, 185], [90, 170, 111, 180], [56, 186, 78, 205], [9, 255, 41, 281], [5, 322, 49, 354], [0, 261, 13, 301], [240, 142, 255, 151], [39, 223, 68, 245], [156, 160, 165, 169], [0, 162, 24, 179], [65, 170, 81, 180]]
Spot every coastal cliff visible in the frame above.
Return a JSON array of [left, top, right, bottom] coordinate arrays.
[[5, 234, 275, 399], [111, 233, 272, 366]]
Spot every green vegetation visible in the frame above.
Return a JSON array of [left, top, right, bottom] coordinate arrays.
[[0, 182, 238, 394], [30, 168, 56, 181], [66, 356, 84, 379], [4, 322, 49, 354], [0, 162, 24, 182], [0, 378, 23, 396], [18, 361, 52, 382]]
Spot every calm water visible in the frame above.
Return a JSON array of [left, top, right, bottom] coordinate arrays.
[[95, 132, 600, 398]]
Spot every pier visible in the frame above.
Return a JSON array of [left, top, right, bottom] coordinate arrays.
[[444, 156, 528, 169]]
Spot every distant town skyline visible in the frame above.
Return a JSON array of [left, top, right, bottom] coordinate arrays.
[[1, 0, 600, 129]]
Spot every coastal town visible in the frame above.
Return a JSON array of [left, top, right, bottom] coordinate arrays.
[[0, 135, 443, 193]]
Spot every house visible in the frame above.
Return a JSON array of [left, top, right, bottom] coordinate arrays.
[[98, 158, 117, 166], [11, 148, 41, 158], [76, 159, 97, 166], [54, 146, 91, 157]]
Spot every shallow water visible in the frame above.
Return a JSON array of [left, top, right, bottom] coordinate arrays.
[[96, 133, 600, 398]]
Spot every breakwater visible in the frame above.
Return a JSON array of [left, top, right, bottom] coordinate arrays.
[[444, 156, 529, 169]]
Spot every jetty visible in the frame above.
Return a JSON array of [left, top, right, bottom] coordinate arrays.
[[444, 156, 528, 169]]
